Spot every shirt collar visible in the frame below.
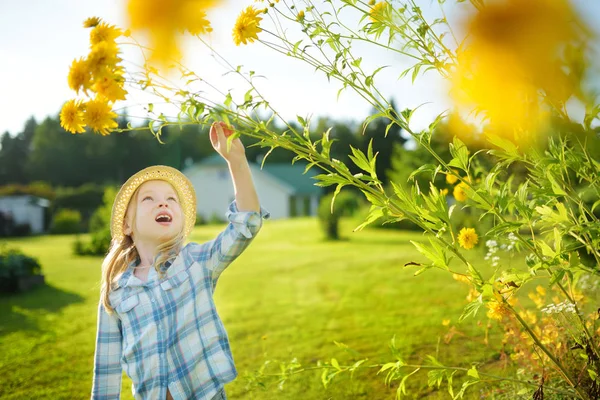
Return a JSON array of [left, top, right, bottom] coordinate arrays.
[[115, 249, 184, 289]]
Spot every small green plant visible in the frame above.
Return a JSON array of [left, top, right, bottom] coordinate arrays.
[[50, 209, 82, 234], [0, 246, 43, 294]]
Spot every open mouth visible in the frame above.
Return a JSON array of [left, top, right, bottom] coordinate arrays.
[[155, 213, 172, 225]]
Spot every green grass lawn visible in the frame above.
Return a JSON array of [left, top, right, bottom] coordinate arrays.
[[0, 217, 507, 399]]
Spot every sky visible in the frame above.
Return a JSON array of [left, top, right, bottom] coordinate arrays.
[[0, 0, 599, 137]]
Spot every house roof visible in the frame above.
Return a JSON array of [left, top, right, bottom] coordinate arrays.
[[193, 154, 322, 195], [262, 163, 322, 195]]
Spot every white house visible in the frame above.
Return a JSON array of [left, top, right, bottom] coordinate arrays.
[[182, 155, 323, 220], [0, 195, 50, 234]]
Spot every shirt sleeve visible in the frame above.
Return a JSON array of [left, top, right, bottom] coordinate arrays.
[[188, 200, 270, 285], [91, 301, 123, 400]]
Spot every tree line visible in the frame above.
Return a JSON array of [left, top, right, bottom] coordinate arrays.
[[0, 102, 408, 190]]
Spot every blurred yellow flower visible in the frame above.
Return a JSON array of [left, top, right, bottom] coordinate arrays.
[[233, 6, 263, 46], [453, 182, 468, 202], [93, 74, 128, 102], [446, 171, 459, 185], [451, 0, 588, 143], [68, 57, 92, 95], [440, 188, 448, 196], [84, 97, 118, 135], [60, 100, 86, 134], [83, 17, 102, 28], [486, 300, 508, 320], [458, 227, 478, 250], [127, 0, 215, 66], [87, 42, 121, 76], [369, 2, 388, 23], [535, 285, 546, 296], [90, 23, 122, 46], [183, 10, 213, 36], [297, 10, 305, 22], [452, 273, 471, 284], [442, 319, 451, 326], [466, 287, 480, 302], [528, 291, 545, 309]]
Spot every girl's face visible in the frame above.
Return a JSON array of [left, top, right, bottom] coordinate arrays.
[[123, 180, 184, 243]]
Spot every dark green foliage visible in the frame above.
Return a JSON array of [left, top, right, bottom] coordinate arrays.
[[0, 247, 43, 294]]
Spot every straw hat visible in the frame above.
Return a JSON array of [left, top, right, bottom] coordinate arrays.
[[110, 165, 197, 242]]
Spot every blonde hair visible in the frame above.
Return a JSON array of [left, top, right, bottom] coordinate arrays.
[[100, 182, 187, 314]]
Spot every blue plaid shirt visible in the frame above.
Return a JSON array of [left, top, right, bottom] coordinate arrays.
[[92, 201, 270, 400]]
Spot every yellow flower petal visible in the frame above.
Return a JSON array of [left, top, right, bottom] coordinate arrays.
[[60, 100, 86, 134], [83, 97, 118, 136], [458, 227, 478, 250], [453, 182, 468, 202], [68, 58, 92, 95], [90, 23, 122, 46], [83, 17, 102, 28], [233, 6, 263, 46]]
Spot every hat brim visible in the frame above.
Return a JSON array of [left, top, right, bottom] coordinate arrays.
[[110, 165, 197, 242]]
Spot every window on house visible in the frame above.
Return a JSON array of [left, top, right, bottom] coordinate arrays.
[[289, 195, 297, 217]]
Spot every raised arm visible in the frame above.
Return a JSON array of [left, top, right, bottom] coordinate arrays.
[[188, 200, 269, 286], [91, 302, 123, 400], [189, 121, 270, 285]]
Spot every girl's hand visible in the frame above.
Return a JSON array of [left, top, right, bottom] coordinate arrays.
[[209, 121, 246, 164]]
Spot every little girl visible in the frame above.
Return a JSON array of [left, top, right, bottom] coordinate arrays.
[[91, 122, 270, 400]]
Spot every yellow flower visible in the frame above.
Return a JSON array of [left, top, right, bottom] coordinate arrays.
[[369, 2, 388, 23], [83, 17, 102, 28], [84, 97, 118, 136], [442, 319, 451, 326], [93, 74, 128, 102], [452, 273, 471, 284], [68, 57, 92, 94], [233, 6, 263, 46], [453, 182, 468, 202], [446, 171, 459, 185], [486, 300, 508, 320], [466, 287, 480, 302], [87, 41, 121, 76], [90, 23, 122, 46], [450, 0, 587, 143], [297, 10, 305, 22], [440, 188, 448, 196], [60, 100, 86, 134], [458, 227, 478, 250], [182, 9, 213, 36], [127, 0, 215, 66], [535, 285, 546, 296]]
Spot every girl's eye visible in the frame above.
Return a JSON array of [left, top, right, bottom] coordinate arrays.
[[168, 197, 177, 201], [143, 196, 152, 201]]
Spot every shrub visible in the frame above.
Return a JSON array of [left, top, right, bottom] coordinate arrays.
[[50, 209, 82, 234], [317, 190, 360, 240], [73, 187, 116, 256], [0, 247, 43, 294]]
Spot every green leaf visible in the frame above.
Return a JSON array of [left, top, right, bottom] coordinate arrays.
[[410, 239, 449, 270], [353, 205, 384, 232], [459, 300, 482, 322], [467, 366, 479, 379], [331, 358, 341, 371], [485, 133, 519, 157], [223, 93, 233, 108], [448, 137, 469, 171], [331, 183, 346, 214], [348, 145, 373, 174]]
